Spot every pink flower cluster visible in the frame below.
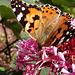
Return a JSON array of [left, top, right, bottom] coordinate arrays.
[[15, 19, 75, 75], [16, 38, 75, 75]]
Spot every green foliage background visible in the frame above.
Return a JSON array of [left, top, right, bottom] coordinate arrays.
[[0, 0, 75, 75]]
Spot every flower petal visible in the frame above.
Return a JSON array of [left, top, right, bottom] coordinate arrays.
[[58, 52, 65, 61]]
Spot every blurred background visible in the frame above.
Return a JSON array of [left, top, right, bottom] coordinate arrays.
[[0, 0, 75, 75]]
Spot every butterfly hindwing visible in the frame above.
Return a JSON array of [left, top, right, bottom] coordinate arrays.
[[48, 13, 75, 46]]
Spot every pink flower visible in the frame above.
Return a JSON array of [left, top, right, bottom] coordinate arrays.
[[15, 38, 75, 75], [71, 19, 75, 28], [61, 64, 75, 75], [15, 19, 75, 75], [16, 38, 38, 71]]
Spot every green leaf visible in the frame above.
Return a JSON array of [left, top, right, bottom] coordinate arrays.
[[0, 37, 3, 41], [10, 54, 17, 69], [59, 5, 75, 15], [6, 21, 22, 39], [0, 0, 10, 7], [0, 0, 35, 7], [21, 31, 30, 40], [0, 67, 5, 71], [39, 0, 51, 4], [0, 5, 15, 20], [52, 0, 75, 7], [40, 67, 55, 75], [10, 61, 16, 69], [40, 67, 50, 75], [72, 8, 75, 15], [1, 34, 5, 37], [24, 0, 35, 4]]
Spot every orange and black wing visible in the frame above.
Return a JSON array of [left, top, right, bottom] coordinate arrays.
[[48, 13, 75, 46]]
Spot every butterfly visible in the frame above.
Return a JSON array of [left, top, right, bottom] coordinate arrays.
[[11, 0, 75, 47]]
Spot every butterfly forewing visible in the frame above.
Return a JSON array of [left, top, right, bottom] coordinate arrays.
[[37, 4, 61, 45], [11, 0, 43, 41], [39, 5, 61, 35]]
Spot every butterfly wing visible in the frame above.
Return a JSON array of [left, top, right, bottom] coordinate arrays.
[[48, 13, 75, 46], [11, 0, 43, 41], [37, 4, 61, 45], [11, 0, 61, 46], [40, 4, 61, 28], [11, 0, 74, 47]]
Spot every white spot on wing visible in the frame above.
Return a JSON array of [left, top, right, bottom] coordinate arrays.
[[70, 33, 72, 35], [66, 31, 69, 35], [70, 34, 72, 37], [19, 5, 21, 7], [13, 8, 16, 12], [58, 37, 65, 44], [22, 7, 25, 11], [16, 5, 18, 7], [17, 12, 23, 21], [66, 38, 70, 42]]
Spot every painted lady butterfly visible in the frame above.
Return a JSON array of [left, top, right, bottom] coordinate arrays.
[[11, 0, 75, 47]]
